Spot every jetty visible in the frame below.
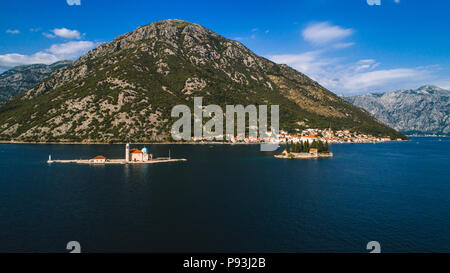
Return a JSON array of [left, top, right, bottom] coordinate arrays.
[[49, 158, 187, 164], [47, 144, 187, 165]]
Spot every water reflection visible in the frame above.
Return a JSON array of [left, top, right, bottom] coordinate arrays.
[[123, 163, 150, 183], [0, 139, 449, 252]]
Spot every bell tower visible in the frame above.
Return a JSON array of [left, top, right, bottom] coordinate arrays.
[[125, 143, 130, 162]]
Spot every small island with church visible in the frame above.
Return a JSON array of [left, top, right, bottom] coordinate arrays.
[[47, 144, 187, 164], [275, 140, 333, 159]]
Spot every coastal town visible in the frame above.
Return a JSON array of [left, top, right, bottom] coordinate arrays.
[[276, 128, 397, 144], [190, 128, 399, 144]]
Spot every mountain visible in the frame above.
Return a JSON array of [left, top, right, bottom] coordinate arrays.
[[0, 60, 73, 103], [344, 85, 450, 136], [0, 20, 406, 143]]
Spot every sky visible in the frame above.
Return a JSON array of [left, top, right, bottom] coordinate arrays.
[[1, 0, 450, 95]]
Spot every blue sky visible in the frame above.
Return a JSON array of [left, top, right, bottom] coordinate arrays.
[[1, 0, 449, 94]]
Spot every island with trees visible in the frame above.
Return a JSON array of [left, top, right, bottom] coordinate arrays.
[[275, 140, 333, 159]]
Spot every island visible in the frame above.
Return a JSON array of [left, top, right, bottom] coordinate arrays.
[[275, 140, 333, 159], [47, 144, 187, 164]]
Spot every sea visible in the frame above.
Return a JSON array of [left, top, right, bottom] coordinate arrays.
[[0, 137, 449, 252]]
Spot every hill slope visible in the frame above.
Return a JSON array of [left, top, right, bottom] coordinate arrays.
[[0, 20, 406, 142], [0, 60, 73, 103], [344, 85, 450, 136]]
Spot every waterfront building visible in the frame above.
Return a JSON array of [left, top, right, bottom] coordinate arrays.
[[126, 144, 152, 162], [301, 136, 318, 144], [91, 155, 106, 163]]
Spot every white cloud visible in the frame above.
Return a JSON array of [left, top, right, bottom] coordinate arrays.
[[269, 50, 331, 76], [302, 22, 353, 45], [66, 0, 81, 6], [45, 28, 81, 39], [354, 59, 379, 72], [47, 41, 94, 57], [233, 34, 256, 41], [267, 21, 440, 94], [341, 69, 427, 91], [435, 81, 450, 90], [43, 32, 55, 38], [268, 50, 432, 94], [333, 42, 355, 49], [0, 52, 59, 68], [0, 41, 95, 69], [6, 29, 20, 34]]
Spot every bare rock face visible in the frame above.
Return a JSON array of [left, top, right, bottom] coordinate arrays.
[[0, 60, 73, 102], [0, 20, 405, 142], [344, 85, 450, 136]]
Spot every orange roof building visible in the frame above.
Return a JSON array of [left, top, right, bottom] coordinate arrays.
[[91, 155, 106, 163], [126, 144, 151, 162]]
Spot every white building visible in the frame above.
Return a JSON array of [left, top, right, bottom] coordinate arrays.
[[125, 144, 152, 162], [300, 136, 318, 144], [91, 155, 106, 163]]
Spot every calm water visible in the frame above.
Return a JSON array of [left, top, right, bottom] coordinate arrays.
[[0, 137, 449, 253]]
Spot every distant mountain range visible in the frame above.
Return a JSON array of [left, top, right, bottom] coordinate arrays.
[[344, 85, 450, 136], [0, 20, 405, 142], [0, 60, 73, 103]]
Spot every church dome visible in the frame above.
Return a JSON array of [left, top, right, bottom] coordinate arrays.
[[141, 147, 148, 154]]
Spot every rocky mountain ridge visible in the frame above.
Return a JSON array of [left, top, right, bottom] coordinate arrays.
[[344, 85, 449, 136], [0, 20, 405, 142], [0, 60, 73, 103]]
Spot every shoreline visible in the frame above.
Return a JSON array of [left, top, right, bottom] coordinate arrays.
[[0, 139, 415, 145], [406, 135, 449, 137], [0, 140, 261, 145], [275, 152, 334, 159]]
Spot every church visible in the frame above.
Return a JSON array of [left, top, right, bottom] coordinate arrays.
[[125, 144, 153, 162]]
